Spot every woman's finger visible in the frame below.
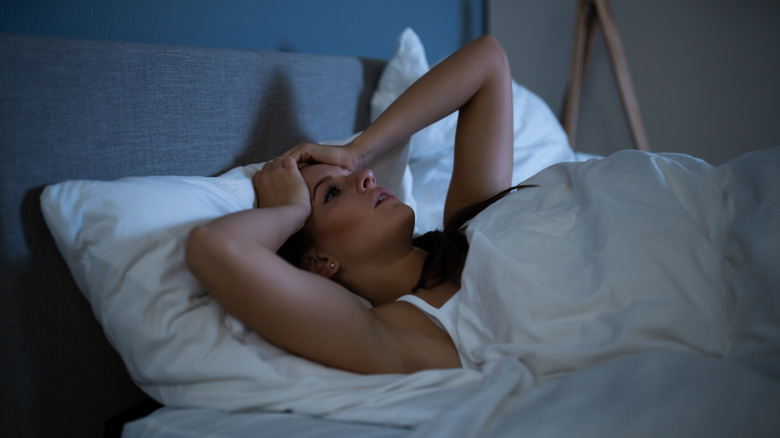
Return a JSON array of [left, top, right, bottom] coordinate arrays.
[[282, 155, 297, 170], [286, 141, 328, 164], [281, 142, 309, 161]]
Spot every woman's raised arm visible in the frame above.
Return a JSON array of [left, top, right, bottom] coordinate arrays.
[[286, 35, 514, 225], [185, 157, 407, 374]]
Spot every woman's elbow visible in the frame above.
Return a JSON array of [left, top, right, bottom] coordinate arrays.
[[185, 225, 215, 276], [485, 36, 510, 73], [475, 34, 508, 60]]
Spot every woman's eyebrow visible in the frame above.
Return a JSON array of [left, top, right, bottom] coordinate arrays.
[[312, 176, 333, 199]]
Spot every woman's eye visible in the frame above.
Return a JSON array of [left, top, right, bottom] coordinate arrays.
[[323, 185, 340, 203]]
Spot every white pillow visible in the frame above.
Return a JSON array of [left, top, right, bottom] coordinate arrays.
[[370, 28, 578, 234], [370, 28, 458, 162], [40, 167, 352, 408]]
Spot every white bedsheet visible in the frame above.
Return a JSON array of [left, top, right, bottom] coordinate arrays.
[[126, 352, 780, 438]]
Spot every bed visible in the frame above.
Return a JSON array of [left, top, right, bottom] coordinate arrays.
[[3, 29, 779, 437]]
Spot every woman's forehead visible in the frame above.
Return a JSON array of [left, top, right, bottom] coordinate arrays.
[[300, 164, 350, 187]]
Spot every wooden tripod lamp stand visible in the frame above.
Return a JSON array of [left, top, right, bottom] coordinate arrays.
[[562, 0, 650, 151]]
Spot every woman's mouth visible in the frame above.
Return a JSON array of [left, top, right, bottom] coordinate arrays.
[[375, 188, 395, 208]]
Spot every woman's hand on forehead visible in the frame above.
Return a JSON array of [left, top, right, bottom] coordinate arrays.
[[253, 156, 311, 214], [283, 141, 361, 172]]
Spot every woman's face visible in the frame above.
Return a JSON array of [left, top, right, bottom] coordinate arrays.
[[299, 164, 415, 266]]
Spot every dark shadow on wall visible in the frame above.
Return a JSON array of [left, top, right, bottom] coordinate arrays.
[[461, 0, 487, 46], [8, 186, 151, 438], [356, 57, 387, 132], [239, 70, 306, 170], [235, 56, 386, 174]]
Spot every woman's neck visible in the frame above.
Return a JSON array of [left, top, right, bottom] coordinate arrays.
[[346, 246, 429, 307]]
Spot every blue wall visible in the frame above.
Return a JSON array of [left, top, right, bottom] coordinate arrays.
[[1, 0, 484, 61]]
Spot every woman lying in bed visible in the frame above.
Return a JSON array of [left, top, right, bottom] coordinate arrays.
[[186, 35, 515, 373], [185, 35, 780, 376]]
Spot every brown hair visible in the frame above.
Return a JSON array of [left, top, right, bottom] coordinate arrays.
[[410, 184, 535, 291]]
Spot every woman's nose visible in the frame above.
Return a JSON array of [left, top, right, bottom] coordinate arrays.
[[355, 169, 376, 192]]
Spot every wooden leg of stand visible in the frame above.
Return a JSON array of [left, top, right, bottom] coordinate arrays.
[[562, 0, 601, 151], [561, 0, 590, 149], [594, 0, 650, 151], [581, 5, 600, 105]]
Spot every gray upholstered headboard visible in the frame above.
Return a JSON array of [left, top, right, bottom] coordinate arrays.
[[0, 33, 385, 437]]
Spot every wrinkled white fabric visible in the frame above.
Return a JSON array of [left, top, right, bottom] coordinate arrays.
[[455, 148, 780, 380], [126, 352, 780, 438]]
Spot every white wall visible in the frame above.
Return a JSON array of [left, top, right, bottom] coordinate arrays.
[[489, 0, 780, 164]]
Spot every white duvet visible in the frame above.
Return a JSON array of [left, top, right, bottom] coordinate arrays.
[[456, 147, 780, 378]]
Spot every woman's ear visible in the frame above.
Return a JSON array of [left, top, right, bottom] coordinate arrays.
[[300, 252, 339, 279]]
